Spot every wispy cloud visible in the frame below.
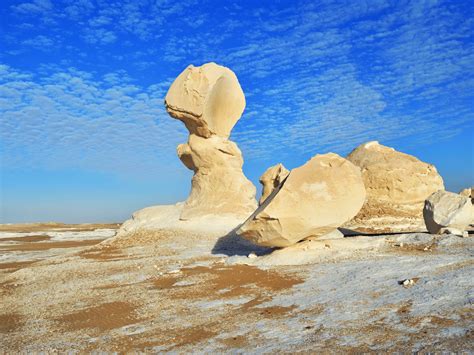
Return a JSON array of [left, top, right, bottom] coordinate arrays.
[[2, 0, 473, 177], [0, 64, 186, 178]]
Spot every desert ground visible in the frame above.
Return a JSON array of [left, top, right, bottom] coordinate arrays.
[[0, 222, 472, 352]]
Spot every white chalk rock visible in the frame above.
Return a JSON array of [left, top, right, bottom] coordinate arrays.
[[165, 62, 245, 139], [237, 153, 366, 247], [346, 141, 444, 233], [259, 163, 290, 205], [165, 63, 257, 220], [423, 190, 472, 236]]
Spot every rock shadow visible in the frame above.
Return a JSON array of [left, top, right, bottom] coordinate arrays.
[[339, 227, 427, 237], [211, 226, 274, 257]]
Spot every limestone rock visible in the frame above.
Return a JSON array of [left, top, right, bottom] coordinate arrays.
[[424, 190, 472, 235], [459, 187, 473, 203], [259, 163, 290, 205], [165, 63, 257, 220], [178, 134, 257, 220], [237, 153, 366, 247], [165, 62, 245, 139], [345, 141, 444, 233]]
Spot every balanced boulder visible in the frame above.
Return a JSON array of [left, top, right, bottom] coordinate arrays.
[[165, 62, 246, 139], [424, 190, 472, 236], [259, 163, 290, 205], [165, 63, 257, 220], [237, 153, 366, 247], [345, 141, 444, 233]]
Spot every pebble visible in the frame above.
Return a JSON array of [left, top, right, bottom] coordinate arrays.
[[248, 252, 257, 259], [400, 278, 419, 287]]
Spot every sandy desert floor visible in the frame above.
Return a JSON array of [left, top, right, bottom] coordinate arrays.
[[0, 223, 473, 352]]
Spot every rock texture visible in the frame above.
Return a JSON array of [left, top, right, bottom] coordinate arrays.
[[237, 153, 366, 247], [259, 163, 290, 205], [345, 141, 444, 233], [459, 187, 473, 203], [424, 190, 472, 236], [165, 62, 246, 139], [165, 63, 257, 220]]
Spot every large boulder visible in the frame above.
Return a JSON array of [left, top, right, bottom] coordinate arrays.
[[259, 163, 290, 205], [237, 153, 366, 247], [345, 141, 444, 233], [424, 190, 472, 236], [165, 62, 246, 139], [165, 63, 257, 220]]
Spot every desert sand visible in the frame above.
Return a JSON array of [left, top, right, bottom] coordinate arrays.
[[0, 222, 473, 352]]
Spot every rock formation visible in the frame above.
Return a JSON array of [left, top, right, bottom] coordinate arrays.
[[459, 187, 473, 204], [345, 141, 444, 233], [259, 163, 290, 205], [165, 63, 257, 220], [424, 190, 472, 236], [237, 153, 366, 247]]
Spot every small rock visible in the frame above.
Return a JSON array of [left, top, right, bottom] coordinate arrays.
[[399, 278, 419, 288], [167, 269, 181, 274], [248, 252, 257, 259], [259, 163, 290, 205]]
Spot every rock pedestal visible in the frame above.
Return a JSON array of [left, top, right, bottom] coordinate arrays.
[[165, 63, 257, 220]]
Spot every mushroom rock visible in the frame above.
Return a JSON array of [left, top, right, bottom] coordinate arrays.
[[424, 190, 472, 236], [165, 63, 257, 220], [259, 163, 290, 205], [165, 62, 246, 139], [345, 141, 445, 233], [237, 153, 366, 248]]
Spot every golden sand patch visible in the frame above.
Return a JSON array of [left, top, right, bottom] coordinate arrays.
[[78, 245, 125, 261], [57, 301, 141, 331], [218, 334, 249, 348], [0, 239, 106, 252], [0, 313, 23, 333], [0, 235, 51, 243], [171, 326, 218, 348], [150, 264, 303, 315], [0, 260, 37, 272], [176, 264, 302, 295], [0, 223, 120, 233]]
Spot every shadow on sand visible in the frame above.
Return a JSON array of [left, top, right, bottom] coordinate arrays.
[[211, 225, 274, 257]]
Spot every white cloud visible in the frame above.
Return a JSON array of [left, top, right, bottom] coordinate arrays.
[[12, 0, 53, 15], [0, 65, 188, 179]]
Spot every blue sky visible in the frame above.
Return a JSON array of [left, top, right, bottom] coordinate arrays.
[[0, 0, 473, 223]]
